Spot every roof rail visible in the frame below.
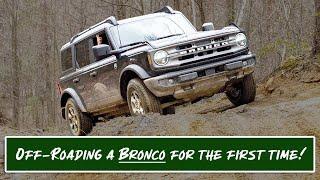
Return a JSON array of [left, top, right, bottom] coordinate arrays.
[[154, 6, 175, 14], [70, 16, 118, 43], [106, 16, 118, 26]]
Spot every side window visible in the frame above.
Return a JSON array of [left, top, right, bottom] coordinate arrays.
[[92, 31, 111, 62], [93, 32, 109, 46], [61, 48, 72, 71], [75, 39, 91, 68], [110, 26, 120, 48]]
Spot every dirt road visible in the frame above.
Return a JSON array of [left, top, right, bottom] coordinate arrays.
[[1, 75, 319, 179]]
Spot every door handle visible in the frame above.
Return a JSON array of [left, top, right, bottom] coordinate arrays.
[[73, 78, 79, 83], [90, 71, 97, 77]]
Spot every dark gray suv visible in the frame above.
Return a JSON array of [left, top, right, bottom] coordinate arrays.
[[58, 6, 256, 135]]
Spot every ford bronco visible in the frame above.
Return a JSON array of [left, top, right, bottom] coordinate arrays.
[[58, 6, 256, 135]]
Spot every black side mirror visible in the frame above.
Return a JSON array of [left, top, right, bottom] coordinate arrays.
[[92, 44, 111, 60], [202, 22, 214, 31]]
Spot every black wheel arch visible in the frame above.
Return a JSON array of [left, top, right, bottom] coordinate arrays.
[[60, 88, 87, 119], [119, 64, 151, 100]]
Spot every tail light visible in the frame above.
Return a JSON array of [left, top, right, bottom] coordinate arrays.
[[56, 82, 62, 95]]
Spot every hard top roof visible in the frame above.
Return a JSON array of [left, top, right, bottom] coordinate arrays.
[[60, 6, 178, 51]]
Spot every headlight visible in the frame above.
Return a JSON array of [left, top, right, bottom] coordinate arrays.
[[235, 33, 247, 47], [153, 50, 169, 66]]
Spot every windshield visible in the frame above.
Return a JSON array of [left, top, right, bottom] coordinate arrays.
[[110, 14, 196, 48]]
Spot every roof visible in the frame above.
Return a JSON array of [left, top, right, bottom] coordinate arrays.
[[60, 6, 179, 51], [118, 6, 176, 24], [117, 12, 171, 25]]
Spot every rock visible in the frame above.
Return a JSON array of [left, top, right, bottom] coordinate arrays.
[[302, 76, 320, 83], [264, 77, 276, 94], [272, 88, 285, 96], [236, 105, 248, 113], [301, 72, 320, 83]]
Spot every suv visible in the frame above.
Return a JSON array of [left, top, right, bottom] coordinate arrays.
[[58, 6, 256, 135]]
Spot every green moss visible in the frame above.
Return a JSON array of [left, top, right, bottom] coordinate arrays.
[[280, 56, 299, 70]]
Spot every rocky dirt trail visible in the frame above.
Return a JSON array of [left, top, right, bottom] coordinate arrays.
[[1, 65, 320, 179]]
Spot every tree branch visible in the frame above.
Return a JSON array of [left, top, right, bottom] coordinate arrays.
[[99, 0, 143, 14]]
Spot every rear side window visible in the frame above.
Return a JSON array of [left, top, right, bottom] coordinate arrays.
[[75, 39, 91, 68], [61, 48, 72, 71]]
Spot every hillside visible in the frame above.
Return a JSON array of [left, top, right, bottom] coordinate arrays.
[[1, 58, 320, 179]]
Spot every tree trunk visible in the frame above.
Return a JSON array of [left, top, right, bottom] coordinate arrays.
[[140, 0, 145, 15], [173, 0, 180, 11], [227, 0, 235, 23], [11, 0, 20, 128], [41, 0, 55, 128], [236, 0, 247, 26], [191, 0, 197, 27], [117, 0, 127, 19], [51, 0, 59, 127], [197, 0, 206, 26], [314, 0, 320, 55]]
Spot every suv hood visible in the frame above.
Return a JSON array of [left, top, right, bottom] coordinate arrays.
[[148, 26, 241, 49]]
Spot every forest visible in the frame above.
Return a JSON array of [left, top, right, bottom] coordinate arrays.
[[0, 0, 319, 130]]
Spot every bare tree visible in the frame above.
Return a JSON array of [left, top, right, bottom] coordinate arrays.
[[0, 0, 317, 130], [314, 0, 320, 55], [8, 0, 20, 128], [236, 0, 247, 26], [227, 0, 235, 23], [191, 0, 196, 27], [173, 0, 181, 11], [196, 0, 206, 26]]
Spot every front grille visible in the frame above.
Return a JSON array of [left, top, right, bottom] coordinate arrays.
[[177, 44, 192, 50], [214, 36, 227, 42], [217, 46, 231, 52], [153, 48, 249, 75], [168, 35, 236, 64], [177, 49, 248, 67]]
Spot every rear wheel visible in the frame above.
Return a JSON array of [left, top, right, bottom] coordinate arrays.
[[127, 78, 161, 116], [226, 73, 256, 106], [65, 98, 93, 136]]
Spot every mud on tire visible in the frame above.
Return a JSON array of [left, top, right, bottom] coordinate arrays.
[[127, 78, 161, 116], [65, 98, 93, 136], [226, 73, 256, 106]]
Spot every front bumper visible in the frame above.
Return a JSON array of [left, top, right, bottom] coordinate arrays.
[[144, 54, 256, 100]]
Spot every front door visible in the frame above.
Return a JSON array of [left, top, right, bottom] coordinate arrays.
[[73, 31, 122, 113]]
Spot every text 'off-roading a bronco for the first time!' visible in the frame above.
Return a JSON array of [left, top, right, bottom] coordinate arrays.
[[57, 6, 257, 135]]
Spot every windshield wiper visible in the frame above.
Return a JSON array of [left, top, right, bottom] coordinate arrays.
[[120, 41, 147, 48], [157, 34, 183, 40]]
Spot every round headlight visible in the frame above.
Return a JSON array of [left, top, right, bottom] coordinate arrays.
[[235, 33, 247, 47], [153, 50, 169, 66]]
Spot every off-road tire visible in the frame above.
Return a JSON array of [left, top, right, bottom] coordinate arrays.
[[163, 106, 176, 115], [226, 73, 256, 106], [127, 78, 161, 115], [65, 98, 93, 136]]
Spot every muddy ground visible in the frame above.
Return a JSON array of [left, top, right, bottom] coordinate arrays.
[[0, 67, 319, 179]]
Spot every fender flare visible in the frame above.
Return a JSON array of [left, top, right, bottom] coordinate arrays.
[[119, 64, 151, 99], [120, 64, 151, 81], [60, 88, 87, 112]]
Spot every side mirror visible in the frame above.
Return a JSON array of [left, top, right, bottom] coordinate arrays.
[[92, 44, 111, 60], [202, 22, 214, 31]]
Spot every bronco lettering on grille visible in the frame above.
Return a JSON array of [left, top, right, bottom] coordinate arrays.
[[179, 41, 230, 55]]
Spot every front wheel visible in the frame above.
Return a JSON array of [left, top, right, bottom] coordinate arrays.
[[226, 73, 256, 106], [127, 78, 161, 116], [65, 98, 93, 136]]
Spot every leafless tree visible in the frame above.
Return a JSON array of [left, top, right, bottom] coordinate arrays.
[[314, 0, 320, 55], [0, 0, 317, 129]]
